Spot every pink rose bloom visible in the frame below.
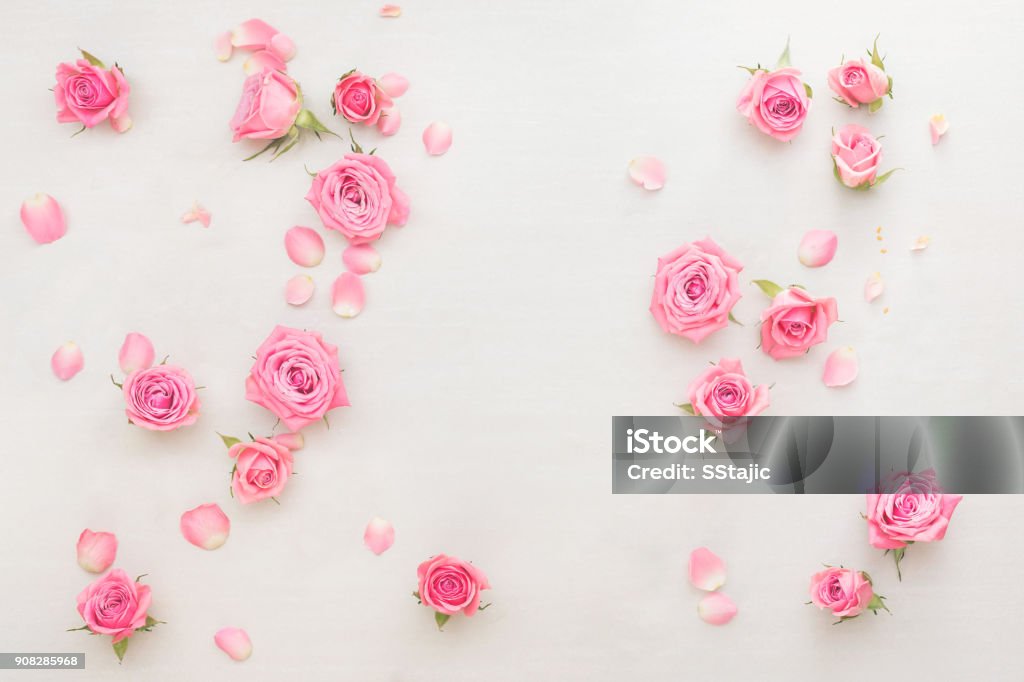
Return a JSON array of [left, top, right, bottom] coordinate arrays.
[[650, 238, 743, 343], [76, 569, 152, 643], [687, 358, 770, 425], [305, 154, 410, 245], [808, 567, 873, 619], [123, 365, 200, 431], [736, 68, 810, 141], [828, 59, 890, 107], [866, 471, 963, 550], [228, 437, 294, 504], [55, 59, 131, 133], [332, 71, 393, 126], [230, 68, 301, 141], [759, 287, 838, 360], [245, 326, 349, 432], [832, 124, 882, 188], [417, 554, 491, 616]]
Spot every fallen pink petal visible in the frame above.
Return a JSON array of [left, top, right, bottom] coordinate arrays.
[[269, 33, 296, 61], [76, 529, 117, 573], [628, 156, 666, 191], [698, 592, 738, 625], [332, 273, 366, 318], [688, 547, 726, 591], [284, 226, 325, 267], [797, 229, 838, 268], [243, 49, 288, 76], [214, 31, 233, 61], [422, 121, 453, 155], [911, 236, 931, 252], [51, 342, 84, 381], [180, 503, 231, 550], [118, 332, 155, 374], [380, 4, 402, 17], [285, 275, 315, 306], [231, 18, 278, 50], [214, 627, 252, 661], [20, 193, 67, 244], [929, 114, 949, 145], [864, 272, 885, 302], [363, 517, 395, 555], [272, 432, 304, 451], [377, 107, 402, 136], [180, 202, 211, 228], [342, 244, 382, 275], [379, 72, 409, 98], [823, 347, 859, 388]]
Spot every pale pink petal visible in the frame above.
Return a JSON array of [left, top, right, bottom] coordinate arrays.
[[285, 275, 315, 306], [214, 31, 233, 61], [269, 33, 296, 62], [231, 18, 277, 49], [376, 107, 402, 136], [628, 156, 666, 191], [110, 113, 133, 134], [864, 271, 885, 302], [688, 547, 726, 591], [272, 432, 304, 450], [911, 236, 930, 252], [797, 229, 838, 268], [331, 273, 365, 318], [342, 244, 382, 275], [181, 202, 211, 228], [20, 193, 67, 244], [380, 4, 402, 17], [363, 517, 395, 555], [214, 627, 252, 661], [929, 114, 949, 145], [422, 121, 453, 155], [243, 50, 287, 76], [51, 342, 84, 381], [118, 332, 155, 374], [284, 226, 325, 267], [698, 592, 738, 625], [180, 503, 231, 550], [822, 346, 858, 388], [76, 529, 117, 573], [379, 73, 409, 98]]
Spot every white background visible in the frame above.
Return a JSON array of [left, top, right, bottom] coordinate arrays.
[[2, 0, 1023, 679]]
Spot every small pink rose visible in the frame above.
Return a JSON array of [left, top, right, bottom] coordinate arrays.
[[76, 569, 152, 644], [808, 567, 881, 619], [736, 67, 810, 141], [417, 554, 491, 619], [230, 68, 301, 142], [332, 71, 393, 126], [54, 54, 131, 132], [214, 627, 252, 661], [759, 287, 838, 360], [76, 529, 117, 573], [832, 124, 885, 189], [20, 193, 67, 244], [180, 503, 230, 550], [866, 471, 962, 550], [686, 358, 770, 426], [827, 59, 890, 108], [364, 517, 395, 555], [123, 365, 200, 431], [228, 437, 294, 504], [118, 333, 155, 375], [51, 342, 84, 381]]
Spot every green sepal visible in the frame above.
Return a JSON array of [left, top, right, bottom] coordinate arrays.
[[79, 48, 106, 69], [752, 279, 784, 299], [218, 433, 241, 449], [434, 612, 451, 631], [295, 108, 339, 139], [728, 311, 744, 326], [867, 592, 890, 614], [675, 403, 695, 415], [803, 82, 813, 99], [868, 97, 884, 113], [869, 168, 902, 189], [869, 35, 885, 71], [112, 638, 128, 662], [776, 37, 791, 69]]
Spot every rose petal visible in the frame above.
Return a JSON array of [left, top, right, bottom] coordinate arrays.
[[110, 113, 133, 134], [51, 342, 83, 381], [422, 121, 453, 155], [688, 547, 726, 591], [284, 226, 325, 267], [822, 346, 858, 388], [272, 432, 304, 451], [342, 244, 382, 275], [180, 503, 231, 550], [214, 31, 233, 61], [377, 107, 402, 136], [379, 72, 409, 98], [628, 156, 666, 191], [181, 202, 211, 228], [797, 229, 838, 268], [269, 33, 296, 62], [118, 332, 155, 374], [380, 4, 402, 17], [929, 114, 949, 145], [243, 49, 288, 76], [231, 18, 278, 49], [363, 517, 395, 555], [76, 529, 117, 573], [698, 592, 738, 625], [214, 627, 252, 662], [331, 273, 366, 318], [911, 236, 930, 252], [285, 275, 315, 306], [20, 193, 67, 244], [864, 271, 884, 302]]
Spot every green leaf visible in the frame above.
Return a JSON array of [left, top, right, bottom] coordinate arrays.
[[434, 612, 451, 631], [752, 279, 784, 299], [868, 97, 884, 113], [728, 311, 744, 326], [145, 615, 161, 628], [803, 82, 813, 99], [775, 37, 791, 69], [218, 433, 241, 449], [869, 35, 885, 71], [870, 168, 902, 189], [112, 638, 129, 662], [675, 402, 695, 415], [79, 48, 106, 68]]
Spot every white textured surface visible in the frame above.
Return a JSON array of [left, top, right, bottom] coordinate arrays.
[[1, 0, 1023, 679]]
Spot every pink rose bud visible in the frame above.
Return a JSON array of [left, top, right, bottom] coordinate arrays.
[[76, 529, 117, 573], [797, 230, 838, 268], [760, 287, 838, 360], [417, 554, 491, 617], [809, 567, 880, 618], [376, 107, 402, 136], [697, 592, 737, 625], [363, 517, 395, 555], [331, 272, 366, 318], [736, 66, 811, 142], [822, 347, 858, 388], [76, 569, 151, 647], [342, 244, 382, 275], [21, 193, 67, 244], [51, 342, 84, 381], [832, 124, 884, 189], [118, 332, 155, 375], [214, 627, 252, 661], [628, 156, 666, 191], [284, 226, 325, 267], [422, 121, 453, 155], [333, 71, 393, 126], [285, 275, 315, 306], [378, 72, 409, 98], [272, 432, 304, 451], [180, 503, 231, 550], [827, 58, 890, 108], [688, 547, 726, 591]]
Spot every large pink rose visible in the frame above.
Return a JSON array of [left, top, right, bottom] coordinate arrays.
[[245, 326, 349, 432], [828, 59, 890, 108], [759, 287, 838, 360], [736, 68, 810, 141], [54, 58, 131, 132], [230, 68, 301, 141], [332, 71, 393, 126], [687, 358, 770, 425], [76, 569, 152, 643], [866, 471, 963, 550], [650, 238, 743, 343], [122, 365, 200, 431], [416, 554, 491, 616], [229, 437, 294, 504], [808, 567, 874, 619], [305, 154, 410, 245], [832, 124, 882, 188]]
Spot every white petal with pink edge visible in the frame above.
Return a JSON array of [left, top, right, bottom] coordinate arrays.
[[797, 230, 838, 268], [118, 332, 155, 374], [929, 114, 949, 145], [342, 244, 382, 275], [698, 592, 738, 625], [180, 503, 231, 550], [688, 547, 726, 591], [51, 342, 84, 381], [822, 347, 858, 388], [285, 275, 315, 306], [332, 273, 366, 318], [76, 529, 117, 573], [214, 627, 252, 661], [628, 156, 666, 191]]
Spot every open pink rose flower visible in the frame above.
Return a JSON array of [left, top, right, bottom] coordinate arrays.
[[245, 326, 349, 432], [831, 124, 895, 190], [332, 70, 394, 127], [54, 51, 131, 133], [416, 554, 491, 628], [759, 287, 838, 360], [306, 154, 410, 245], [808, 567, 886, 621], [686, 358, 770, 426], [650, 238, 743, 343], [736, 67, 810, 142], [122, 365, 200, 431], [229, 437, 294, 504], [76, 569, 153, 646]]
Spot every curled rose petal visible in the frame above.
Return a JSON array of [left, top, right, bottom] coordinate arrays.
[[180, 503, 230, 550], [929, 114, 949, 145], [380, 4, 402, 17], [214, 31, 233, 61], [76, 529, 117, 573], [181, 201, 211, 228], [864, 272, 885, 302], [422, 121, 453, 155], [285, 275, 315, 306], [911, 236, 931, 252], [269, 33, 295, 62], [688, 547, 726, 591], [363, 517, 395, 555], [342, 244, 382, 275], [214, 627, 252, 661], [331, 273, 365, 318], [244, 50, 288, 76], [377, 107, 402, 136], [51, 342, 84, 381], [797, 229, 838, 268], [284, 226, 325, 267], [272, 432, 304, 450], [118, 332, 155, 374], [20, 193, 67, 244], [823, 346, 858, 388], [628, 156, 666, 191], [379, 72, 409, 98], [698, 592, 738, 625], [231, 18, 277, 49]]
